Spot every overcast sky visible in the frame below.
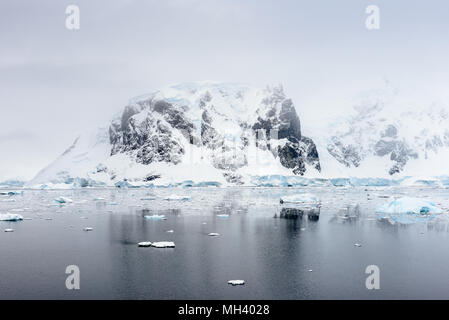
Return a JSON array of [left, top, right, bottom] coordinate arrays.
[[1, 0, 449, 180]]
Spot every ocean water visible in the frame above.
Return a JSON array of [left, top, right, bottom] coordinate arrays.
[[1, 186, 449, 299]]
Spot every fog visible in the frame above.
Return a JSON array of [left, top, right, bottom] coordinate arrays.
[[1, 0, 449, 180]]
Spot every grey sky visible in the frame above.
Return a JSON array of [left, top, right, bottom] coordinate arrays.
[[1, 0, 449, 180]]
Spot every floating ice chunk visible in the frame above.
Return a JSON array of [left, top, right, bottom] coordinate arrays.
[[151, 241, 175, 248], [208, 233, 220, 236], [0, 213, 23, 221], [280, 193, 319, 205], [228, 280, 245, 286], [164, 195, 191, 201], [138, 241, 152, 247], [54, 196, 73, 204], [83, 227, 93, 231], [217, 214, 229, 219], [140, 197, 156, 201], [144, 215, 166, 220], [2, 191, 24, 196], [354, 243, 362, 247], [166, 229, 174, 233], [93, 197, 106, 201], [376, 197, 443, 214], [2, 199, 16, 202], [4, 228, 14, 232], [376, 197, 443, 224]]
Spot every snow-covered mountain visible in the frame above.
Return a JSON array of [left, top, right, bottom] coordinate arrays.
[[27, 82, 449, 188], [321, 87, 449, 179], [28, 82, 321, 188]]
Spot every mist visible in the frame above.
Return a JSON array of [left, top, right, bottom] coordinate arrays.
[[1, 0, 449, 180]]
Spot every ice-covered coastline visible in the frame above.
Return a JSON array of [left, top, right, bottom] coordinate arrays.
[[6, 174, 448, 190]]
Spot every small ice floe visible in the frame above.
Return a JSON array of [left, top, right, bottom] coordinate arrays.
[[376, 197, 443, 224], [138, 241, 152, 247], [140, 196, 156, 201], [2, 199, 16, 202], [217, 214, 229, 219], [166, 229, 174, 233], [228, 280, 245, 286], [94, 197, 106, 201], [202, 222, 207, 225], [4, 191, 23, 196], [44, 218, 53, 221], [280, 193, 319, 205], [151, 241, 175, 248], [308, 269, 313, 272], [163, 195, 191, 201], [54, 196, 73, 204], [83, 227, 93, 231], [144, 214, 166, 220], [4, 228, 14, 232], [208, 233, 220, 236], [0, 213, 23, 221], [354, 243, 362, 247]]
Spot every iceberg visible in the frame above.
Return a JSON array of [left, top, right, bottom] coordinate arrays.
[[164, 195, 191, 201], [140, 196, 156, 201], [54, 196, 73, 204], [4, 228, 14, 232], [83, 227, 93, 231], [151, 241, 175, 248], [228, 280, 245, 286], [208, 233, 220, 236], [280, 193, 319, 205], [0, 213, 24, 221], [0, 191, 24, 196], [138, 241, 152, 247], [144, 214, 166, 220], [376, 197, 444, 224]]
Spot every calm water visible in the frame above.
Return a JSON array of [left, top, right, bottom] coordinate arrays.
[[1, 186, 449, 299]]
